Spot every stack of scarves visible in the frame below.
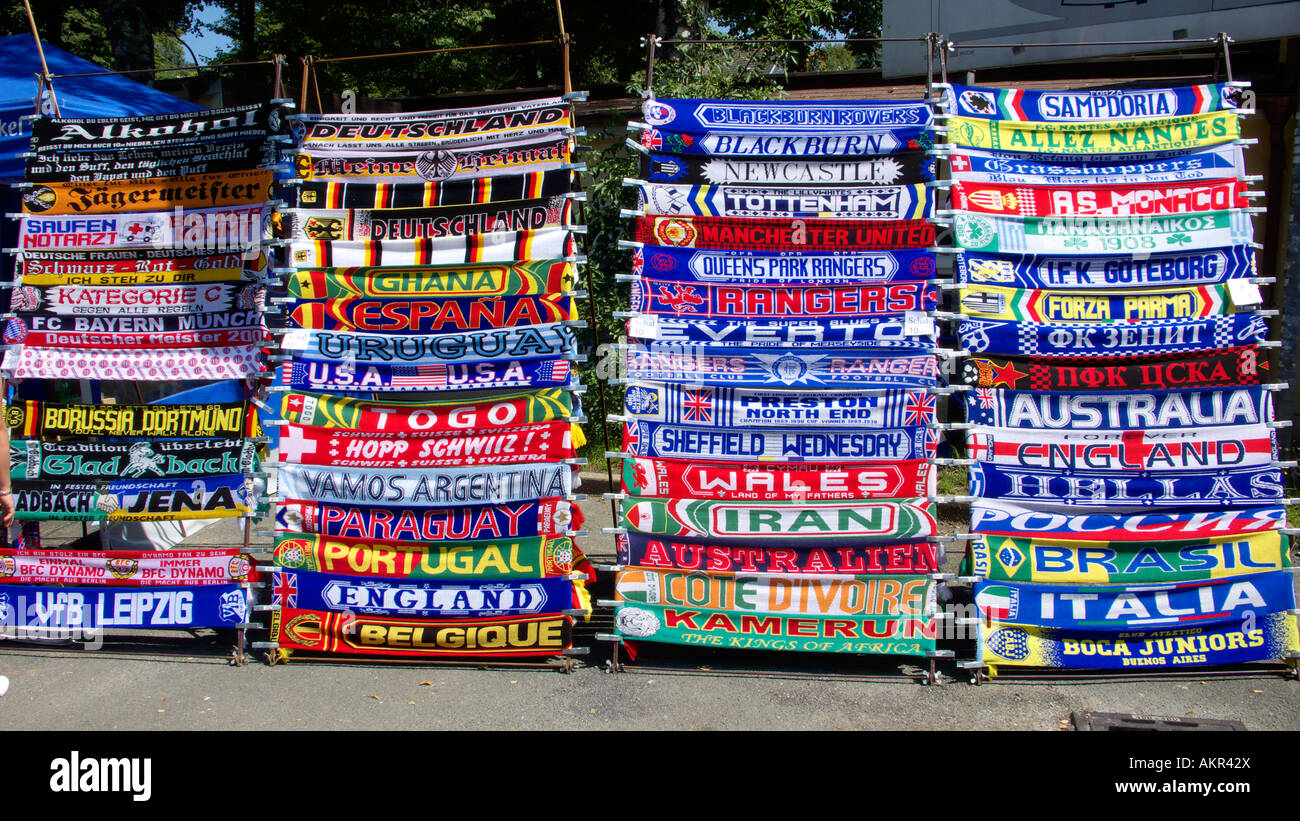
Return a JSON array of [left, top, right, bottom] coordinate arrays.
[[268, 96, 592, 660], [610, 97, 946, 657], [0, 104, 288, 637], [941, 82, 1298, 672]]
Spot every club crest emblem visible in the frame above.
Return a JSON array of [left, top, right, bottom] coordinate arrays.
[[284, 612, 324, 647], [615, 605, 661, 638], [643, 101, 676, 126], [986, 626, 1031, 660], [227, 555, 253, 581], [218, 590, 247, 623]]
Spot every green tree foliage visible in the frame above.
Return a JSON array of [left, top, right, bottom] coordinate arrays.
[[1, 0, 201, 74]]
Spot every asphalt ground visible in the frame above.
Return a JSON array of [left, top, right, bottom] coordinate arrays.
[[0, 472, 1297, 732]]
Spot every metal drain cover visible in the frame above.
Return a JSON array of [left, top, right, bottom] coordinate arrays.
[[1071, 711, 1246, 731]]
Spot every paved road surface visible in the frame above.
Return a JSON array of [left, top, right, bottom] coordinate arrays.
[[1, 474, 1296, 731]]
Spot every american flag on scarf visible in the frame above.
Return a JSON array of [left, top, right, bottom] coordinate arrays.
[[389, 364, 449, 388], [536, 360, 571, 382]]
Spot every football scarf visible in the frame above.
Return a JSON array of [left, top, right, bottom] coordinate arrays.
[[952, 210, 1254, 255], [973, 571, 1295, 631], [9, 345, 265, 381], [946, 145, 1247, 186], [634, 215, 936, 251], [293, 134, 572, 183], [0, 584, 249, 631], [15, 473, 251, 522], [613, 599, 935, 655], [280, 294, 577, 334], [632, 245, 938, 285], [271, 532, 581, 580], [280, 387, 574, 431], [964, 386, 1272, 430], [277, 421, 582, 468], [0, 548, 255, 586], [275, 498, 580, 541], [629, 279, 936, 320], [11, 282, 261, 317], [616, 567, 933, 620], [623, 419, 933, 463], [9, 318, 266, 350], [641, 150, 936, 186], [276, 569, 576, 619], [31, 103, 285, 152], [956, 246, 1255, 290], [11, 438, 256, 480], [619, 496, 936, 541], [637, 125, 932, 158], [276, 356, 573, 394], [958, 313, 1267, 358], [6, 399, 253, 438], [968, 498, 1286, 540], [26, 137, 276, 183], [276, 462, 574, 507], [284, 259, 574, 299], [282, 196, 571, 242], [279, 323, 578, 365], [965, 423, 1277, 472], [293, 97, 572, 151], [966, 531, 1289, 585], [947, 111, 1240, 159], [623, 383, 938, 429], [272, 608, 573, 659], [22, 169, 274, 215], [288, 169, 571, 210], [287, 227, 575, 267], [977, 613, 1299, 671], [634, 182, 933, 220], [956, 283, 1235, 323], [622, 456, 934, 501], [20, 204, 267, 253], [17, 250, 266, 285], [961, 346, 1265, 391], [618, 531, 940, 574], [943, 83, 1245, 121], [968, 463, 1283, 508], [626, 314, 937, 350], [12, 309, 264, 337], [643, 97, 933, 133], [623, 345, 940, 389], [950, 178, 1248, 219]]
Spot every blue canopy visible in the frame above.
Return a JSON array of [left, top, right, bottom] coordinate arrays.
[[0, 34, 202, 182]]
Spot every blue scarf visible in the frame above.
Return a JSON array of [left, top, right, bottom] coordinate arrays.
[[974, 571, 1294, 632], [946, 145, 1246, 186], [959, 313, 1267, 358], [624, 383, 937, 429], [626, 315, 936, 350], [964, 386, 1272, 430], [956, 246, 1256, 290], [0, 584, 248, 630], [276, 357, 575, 394], [634, 181, 933, 220], [944, 83, 1244, 121], [969, 463, 1283, 508], [273, 569, 574, 620], [279, 323, 578, 365], [623, 344, 940, 389], [644, 98, 933, 133]]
